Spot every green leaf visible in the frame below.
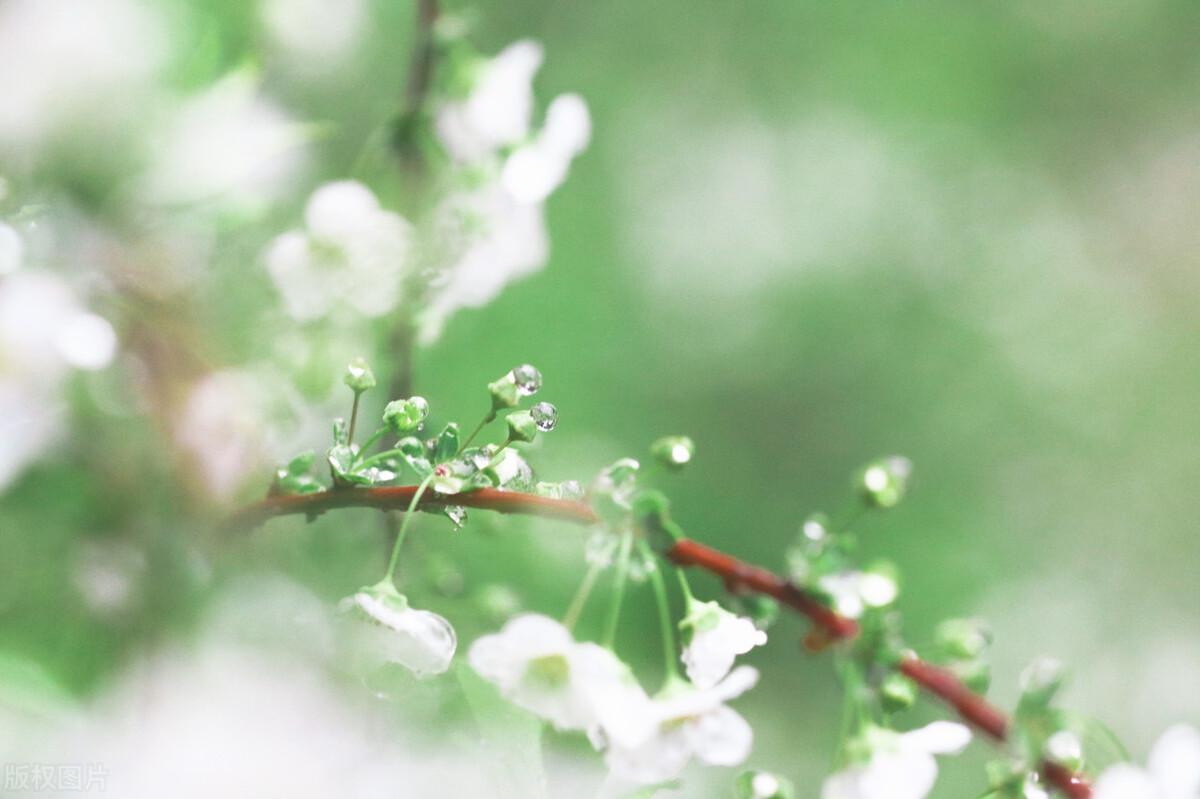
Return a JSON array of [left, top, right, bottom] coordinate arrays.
[[433, 423, 460, 463]]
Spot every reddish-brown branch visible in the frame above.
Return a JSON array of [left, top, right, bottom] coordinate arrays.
[[228, 486, 1092, 797]]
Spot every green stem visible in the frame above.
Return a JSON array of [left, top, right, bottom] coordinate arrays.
[[602, 530, 633, 649], [357, 448, 409, 472], [347, 392, 362, 445], [675, 569, 696, 605], [644, 541, 681, 682], [562, 560, 604, 631], [459, 410, 496, 453], [353, 428, 388, 465], [383, 473, 435, 586]]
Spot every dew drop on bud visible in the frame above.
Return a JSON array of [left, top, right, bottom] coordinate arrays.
[[530, 401, 557, 432], [511, 364, 542, 396]]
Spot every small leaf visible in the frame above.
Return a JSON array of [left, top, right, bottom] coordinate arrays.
[[432, 423, 460, 463]]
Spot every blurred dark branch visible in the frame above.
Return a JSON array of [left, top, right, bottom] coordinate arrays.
[[228, 485, 1092, 797]]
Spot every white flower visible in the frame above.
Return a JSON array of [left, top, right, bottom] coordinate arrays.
[[422, 41, 590, 343], [821, 722, 972, 799], [266, 180, 412, 322], [679, 599, 767, 688], [501, 93, 591, 204], [1094, 724, 1200, 799], [469, 614, 650, 742], [175, 367, 320, 501], [340, 586, 456, 678], [0, 270, 117, 490], [421, 181, 548, 342], [601, 666, 759, 785], [0, 0, 167, 154], [435, 40, 544, 163], [140, 73, 305, 209], [818, 570, 898, 619]]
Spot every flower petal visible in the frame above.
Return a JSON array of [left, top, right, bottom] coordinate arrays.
[[900, 721, 972, 756], [1093, 764, 1159, 799], [1147, 723, 1200, 797], [685, 704, 753, 767]]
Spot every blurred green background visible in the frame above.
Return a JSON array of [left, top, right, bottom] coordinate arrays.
[[2, 0, 1199, 796]]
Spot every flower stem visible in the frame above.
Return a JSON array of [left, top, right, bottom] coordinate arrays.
[[347, 392, 362, 445], [383, 472, 435, 586], [675, 569, 695, 605], [352, 427, 388, 466], [562, 559, 604, 632], [357, 448, 408, 472], [460, 411, 496, 453], [601, 530, 633, 649], [644, 541, 681, 682]]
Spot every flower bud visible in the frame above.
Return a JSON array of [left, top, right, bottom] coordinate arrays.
[[382, 396, 430, 434], [651, 435, 695, 471], [858, 455, 913, 508], [735, 770, 794, 799], [505, 410, 538, 443], [343, 357, 376, 393], [1019, 656, 1066, 708], [488, 364, 541, 411], [936, 618, 993, 660], [880, 673, 919, 713], [1043, 730, 1083, 770]]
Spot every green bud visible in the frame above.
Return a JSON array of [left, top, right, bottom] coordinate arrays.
[[1044, 730, 1084, 770], [936, 618, 993, 660], [505, 410, 538, 443], [633, 490, 684, 553], [487, 364, 541, 411], [432, 423, 460, 463], [382, 396, 429, 434], [1019, 656, 1066, 709], [879, 673, 919, 713], [858, 455, 913, 508], [343, 357, 376, 394], [650, 435, 695, 471], [328, 444, 371, 487], [735, 770, 794, 799]]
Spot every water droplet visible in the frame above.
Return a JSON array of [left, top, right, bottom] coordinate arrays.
[[1045, 730, 1083, 768], [736, 770, 794, 799], [465, 445, 495, 471], [651, 435, 694, 470], [511, 364, 542, 396], [585, 530, 618, 567], [530, 401, 557, 432], [445, 506, 467, 528], [559, 479, 584, 500], [801, 514, 828, 542]]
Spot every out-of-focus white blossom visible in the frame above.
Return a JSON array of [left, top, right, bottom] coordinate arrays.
[[600, 666, 759, 785], [71, 540, 145, 617], [422, 182, 548, 342], [0, 0, 168, 156], [0, 270, 117, 490], [0, 222, 22, 274], [175, 367, 319, 501], [469, 614, 651, 743], [821, 722, 972, 799], [818, 570, 898, 619], [502, 93, 591, 204], [261, 0, 366, 64], [340, 586, 456, 678], [423, 41, 590, 343], [266, 180, 412, 321], [140, 74, 306, 209], [1094, 723, 1200, 799], [679, 599, 767, 689], [436, 40, 544, 163]]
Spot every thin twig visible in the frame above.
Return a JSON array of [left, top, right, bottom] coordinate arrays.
[[226, 486, 1093, 797]]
